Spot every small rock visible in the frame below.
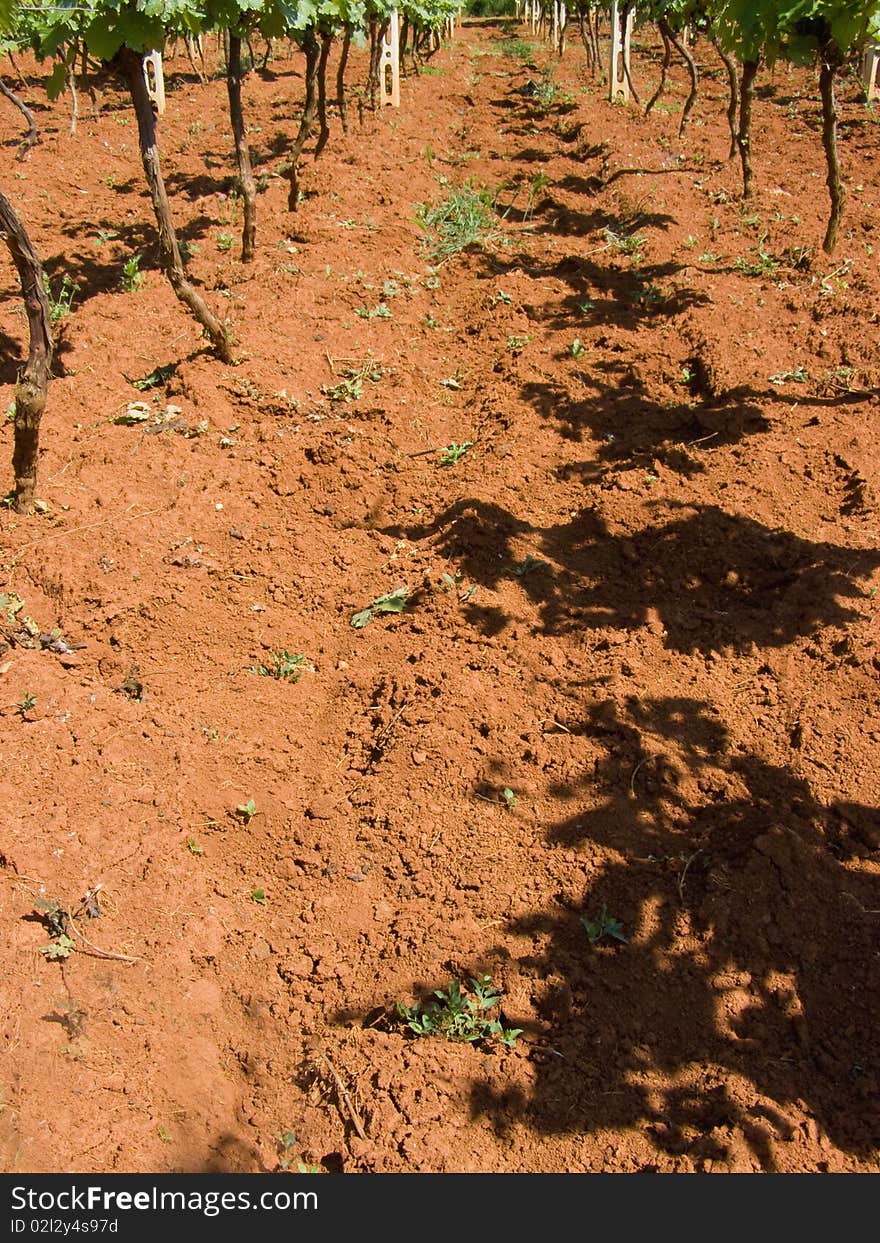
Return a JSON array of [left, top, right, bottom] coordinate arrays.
[[411, 749, 428, 766]]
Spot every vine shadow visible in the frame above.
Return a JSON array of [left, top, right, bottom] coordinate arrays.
[[471, 693, 880, 1166]]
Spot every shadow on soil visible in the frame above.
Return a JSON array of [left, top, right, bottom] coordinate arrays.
[[380, 487, 880, 1164], [369, 30, 879, 1165], [387, 497, 879, 654], [470, 691, 880, 1167]]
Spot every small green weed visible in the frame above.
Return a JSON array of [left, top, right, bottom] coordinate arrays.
[[120, 253, 144, 293], [570, 338, 585, 359], [497, 37, 535, 63], [351, 587, 410, 629], [235, 798, 258, 825], [605, 228, 646, 262], [734, 247, 780, 278], [324, 376, 362, 401], [251, 650, 314, 681], [417, 181, 500, 262], [323, 360, 383, 402], [501, 787, 517, 809], [531, 67, 573, 110], [355, 301, 392, 320], [438, 441, 473, 466], [128, 362, 178, 391], [277, 1132, 320, 1173], [216, 231, 234, 252], [186, 836, 204, 856], [396, 975, 522, 1048], [506, 334, 530, 354], [16, 691, 36, 719], [768, 366, 808, 385], [581, 905, 627, 945], [34, 898, 75, 960], [490, 289, 512, 307], [630, 282, 666, 308], [513, 553, 549, 577], [42, 273, 78, 322], [251, 887, 267, 905]]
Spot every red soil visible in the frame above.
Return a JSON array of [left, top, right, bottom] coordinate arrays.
[[1, 20, 879, 1174]]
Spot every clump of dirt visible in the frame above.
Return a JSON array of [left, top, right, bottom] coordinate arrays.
[[1, 21, 878, 1174]]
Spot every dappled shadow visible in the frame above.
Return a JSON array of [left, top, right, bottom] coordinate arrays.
[[0, 315, 74, 383], [44, 214, 221, 303], [488, 248, 710, 332], [470, 693, 880, 1164], [387, 495, 879, 654], [519, 363, 765, 460], [164, 170, 236, 199]]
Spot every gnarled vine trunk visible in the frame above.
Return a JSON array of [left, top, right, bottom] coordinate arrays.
[[226, 33, 257, 262], [657, 17, 697, 137], [287, 29, 321, 210], [818, 40, 845, 255], [711, 36, 738, 159], [0, 76, 39, 157], [645, 22, 672, 115], [0, 189, 53, 514], [315, 30, 333, 158], [116, 46, 231, 362], [737, 57, 760, 199], [336, 24, 352, 134]]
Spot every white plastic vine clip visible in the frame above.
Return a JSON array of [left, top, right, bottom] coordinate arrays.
[[380, 10, 401, 108], [142, 49, 165, 116], [609, 0, 634, 103], [863, 44, 880, 102]]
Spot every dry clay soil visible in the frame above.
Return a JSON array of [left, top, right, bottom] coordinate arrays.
[[1, 20, 879, 1175]]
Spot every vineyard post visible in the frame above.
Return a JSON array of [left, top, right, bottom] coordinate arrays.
[[0, 189, 53, 514], [380, 10, 401, 108], [142, 49, 165, 114], [609, 0, 633, 102], [862, 42, 879, 101], [552, 2, 567, 56]]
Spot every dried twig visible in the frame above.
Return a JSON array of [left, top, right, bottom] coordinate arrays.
[[64, 909, 141, 964], [323, 1055, 367, 1140], [629, 754, 654, 798], [676, 850, 701, 904]]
